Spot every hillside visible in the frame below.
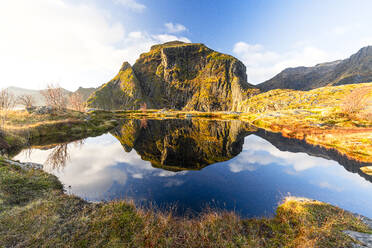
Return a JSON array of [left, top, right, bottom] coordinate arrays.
[[6, 87, 50, 106], [87, 41, 257, 111], [6, 86, 95, 107], [258, 46, 372, 91], [74, 87, 96, 101], [238, 82, 372, 162]]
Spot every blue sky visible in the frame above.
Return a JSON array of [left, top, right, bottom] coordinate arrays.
[[1, 0, 372, 90]]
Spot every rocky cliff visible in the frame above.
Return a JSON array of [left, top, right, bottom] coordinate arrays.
[[87, 41, 256, 111], [258, 46, 372, 91]]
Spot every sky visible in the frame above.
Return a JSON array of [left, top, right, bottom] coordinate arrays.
[[1, 0, 372, 91]]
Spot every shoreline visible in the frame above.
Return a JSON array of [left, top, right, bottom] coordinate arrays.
[[0, 157, 371, 247]]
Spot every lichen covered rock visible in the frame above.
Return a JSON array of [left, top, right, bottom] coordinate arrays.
[[87, 62, 153, 110]]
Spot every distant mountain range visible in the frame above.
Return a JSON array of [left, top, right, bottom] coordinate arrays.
[[257, 46, 372, 91], [6, 86, 96, 107]]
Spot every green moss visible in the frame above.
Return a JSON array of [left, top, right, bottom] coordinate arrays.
[[0, 162, 62, 209], [207, 51, 234, 61]]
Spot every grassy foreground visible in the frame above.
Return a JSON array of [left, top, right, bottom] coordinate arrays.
[[0, 159, 371, 248]]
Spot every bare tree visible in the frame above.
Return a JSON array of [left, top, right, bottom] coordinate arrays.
[[0, 89, 16, 128], [41, 83, 67, 110], [17, 94, 34, 108], [68, 92, 86, 112], [0, 89, 15, 111]]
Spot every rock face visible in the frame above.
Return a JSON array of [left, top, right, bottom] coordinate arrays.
[[258, 46, 372, 91], [87, 41, 256, 111], [87, 62, 149, 110], [74, 87, 96, 101]]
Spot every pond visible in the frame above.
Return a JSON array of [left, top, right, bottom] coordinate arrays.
[[14, 119, 372, 218]]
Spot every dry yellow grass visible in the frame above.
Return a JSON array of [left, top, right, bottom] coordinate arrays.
[[360, 166, 372, 176]]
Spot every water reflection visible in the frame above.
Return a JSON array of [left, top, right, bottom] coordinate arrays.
[[13, 118, 372, 217], [111, 119, 256, 170], [44, 143, 70, 170]]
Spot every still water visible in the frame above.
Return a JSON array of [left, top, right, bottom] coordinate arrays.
[[14, 119, 372, 218]]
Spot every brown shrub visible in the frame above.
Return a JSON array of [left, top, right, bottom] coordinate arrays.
[[41, 83, 67, 110], [68, 92, 86, 112], [341, 86, 371, 115]]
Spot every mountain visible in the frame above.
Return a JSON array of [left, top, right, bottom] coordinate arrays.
[[6, 87, 47, 106], [6, 86, 95, 107], [258, 46, 372, 91], [87, 41, 257, 111], [74, 87, 96, 101]]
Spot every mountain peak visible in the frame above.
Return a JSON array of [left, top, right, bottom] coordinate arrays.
[[150, 40, 186, 50], [87, 42, 256, 111], [357, 45, 372, 54], [120, 62, 132, 72], [258, 46, 372, 91]]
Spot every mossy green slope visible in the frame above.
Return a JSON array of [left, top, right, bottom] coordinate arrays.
[[88, 41, 257, 111], [87, 62, 153, 110]]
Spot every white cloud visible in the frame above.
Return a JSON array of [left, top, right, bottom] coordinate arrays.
[[128, 31, 144, 39], [14, 133, 191, 199], [132, 173, 144, 179], [331, 26, 350, 36], [232, 42, 335, 84], [113, 0, 146, 12], [228, 135, 337, 173], [0, 0, 190, 91], [164, 179, 184, 187], [165, 22, 187, 33], [153, 34, 191, 43], [317, 181, 343, 192], [156, 170, 188, 177]]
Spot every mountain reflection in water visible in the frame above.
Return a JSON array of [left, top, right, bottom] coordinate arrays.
[[13, 119, 372, 218]]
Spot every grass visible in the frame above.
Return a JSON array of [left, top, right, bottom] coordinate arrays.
[[0, 160, 370, 247], [0, 109, 86, 129], [0, 109, 118, 158], [237, 83, 372, 162]]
